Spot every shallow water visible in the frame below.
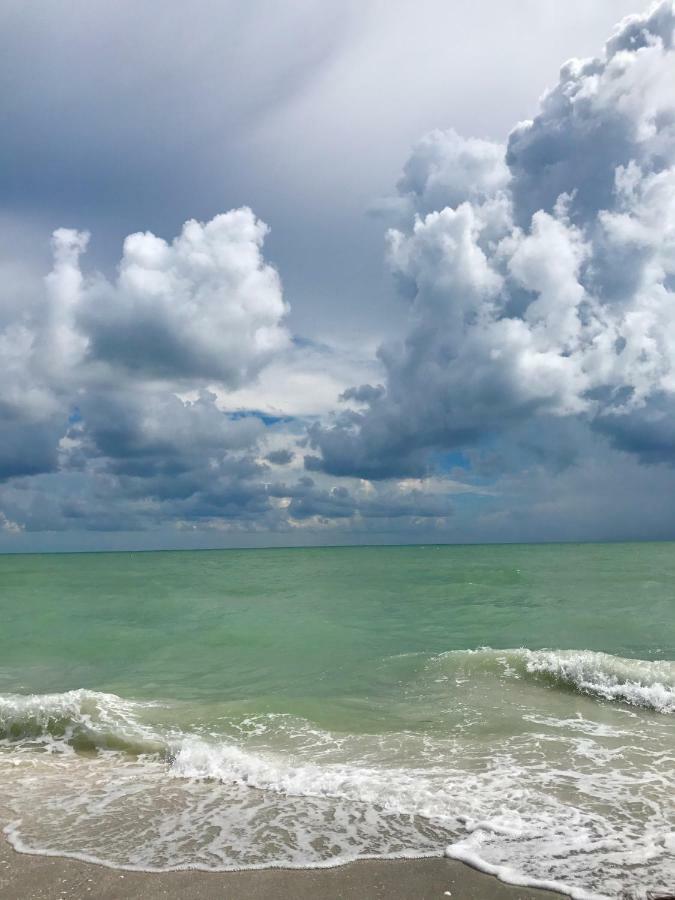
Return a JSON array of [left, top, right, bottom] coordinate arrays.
[[1, 544, 674, 898]]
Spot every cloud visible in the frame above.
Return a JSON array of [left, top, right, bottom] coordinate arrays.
[[214, 336, 382, 418], [266, 449, 294, 465], [0, 208, 457, 537], [508, 1, 675, 225], [394, 129, 511, 218], [309, 0, 675, 480], [464, 431, 675, 544], [0, 0, 641, 361], [1, 208, 288, 396], [4, 1, 675, 546], [0, 211, 288, 529], [75, 209, 289, 384], [0, 511, 23, 534], [266, 473, 462, 527]]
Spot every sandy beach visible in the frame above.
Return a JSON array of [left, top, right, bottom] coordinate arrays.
[[0, 841, 568, 900]]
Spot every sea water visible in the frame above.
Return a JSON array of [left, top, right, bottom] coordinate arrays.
[[0, 543, 673, 898]]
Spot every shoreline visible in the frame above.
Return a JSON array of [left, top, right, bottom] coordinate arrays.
[[0, 840, 569, 899]]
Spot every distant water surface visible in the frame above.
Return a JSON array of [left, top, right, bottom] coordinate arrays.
[[0, 544, 673, 899]]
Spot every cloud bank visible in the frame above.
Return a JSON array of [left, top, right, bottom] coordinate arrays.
[[308, 0, 675, 483], [0, 210, 456, 539], [3, 1, 675, 547]]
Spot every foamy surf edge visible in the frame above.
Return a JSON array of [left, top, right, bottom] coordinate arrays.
[[4, 820, 606, 898], [2, 821, 444, 874], [1, 649, 673, 899], [445, 843, 602, 900]]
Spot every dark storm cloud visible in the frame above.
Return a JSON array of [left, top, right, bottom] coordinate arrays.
[[0, 420, 62, 480], [304, 413, 431, 480], [594, 395, 675, 464], [75, 389, 264, 478], [265, 449, 294, 465]]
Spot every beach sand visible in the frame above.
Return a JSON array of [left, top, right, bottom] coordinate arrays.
[[0, 840, 568, 900]]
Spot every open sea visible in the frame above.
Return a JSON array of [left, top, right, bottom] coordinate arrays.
[[0, 543, 673, 899]]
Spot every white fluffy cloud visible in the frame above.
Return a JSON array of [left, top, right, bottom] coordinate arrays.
[[0, 209, 288, 489], [76, 209, 289, 384], [309, 0, 675, 478], [396, 128, 510, 216]]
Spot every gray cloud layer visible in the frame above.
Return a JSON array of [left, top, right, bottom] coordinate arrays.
[[2, 0, 675, 547]]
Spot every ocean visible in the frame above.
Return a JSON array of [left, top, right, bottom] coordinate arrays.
[[0, 543, 673, 899]]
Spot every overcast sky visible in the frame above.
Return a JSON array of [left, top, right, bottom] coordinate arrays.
[[2, 0, 675, 551]]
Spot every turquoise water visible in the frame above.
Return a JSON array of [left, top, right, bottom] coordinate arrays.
[[0, 544, 674, 898]]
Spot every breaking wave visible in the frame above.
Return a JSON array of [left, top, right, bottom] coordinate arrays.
[[433, 647, 675, 714], [1, 648, 673, 899], [516, 648, 675, 713], [0, 689, 166, 755], [1, 647, 671, 758]]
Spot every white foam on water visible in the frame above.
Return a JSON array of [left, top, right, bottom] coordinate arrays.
[[0, 689, 165, 754], [1, 649, 674, 899], [517, 649, 675, 714], [433, 647, 675, 714], [444, 842, 606, 900]]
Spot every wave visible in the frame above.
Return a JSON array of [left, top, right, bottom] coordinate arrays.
[[0, 656, 673, 899], [434, 647, 675, 713], [517, 649, 675, 713], [0, 689, 166, 755], [168, 736, 435, 810], [0, 647, 672, 758]]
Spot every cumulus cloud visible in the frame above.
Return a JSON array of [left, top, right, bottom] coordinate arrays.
[[0, 211, 288, 528], [394, 128, 511, 217], [214, 336, 383, 418], [0, 208, 457, 537], [508, 1, 675, 225], [78, 210, 289, 384], [309, 0, 675, 479]]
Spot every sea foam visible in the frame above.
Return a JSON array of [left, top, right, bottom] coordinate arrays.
[[1, 649, 673, 899], [518, 649, 675, 713]]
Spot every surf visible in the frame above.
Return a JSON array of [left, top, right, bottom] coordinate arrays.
[[432, 648, 675, 713], [0, 647, 673, 899]]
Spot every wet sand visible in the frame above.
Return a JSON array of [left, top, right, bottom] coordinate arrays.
[[0, 840, 568, 900]]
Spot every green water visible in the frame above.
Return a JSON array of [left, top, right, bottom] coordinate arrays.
[[0, 543, 674, 898], [1, 543, 673, 704]]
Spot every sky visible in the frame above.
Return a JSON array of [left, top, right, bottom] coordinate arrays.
[[2, 0, 675, 551]]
